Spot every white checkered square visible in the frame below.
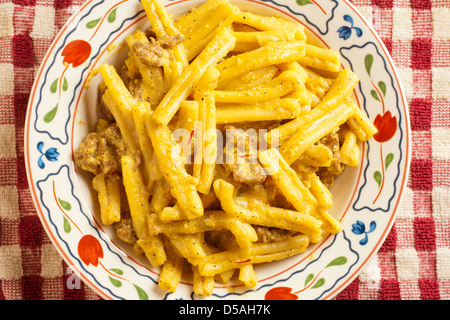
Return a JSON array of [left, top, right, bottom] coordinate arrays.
[[432, 7, 450, 40], [396, 187, 414, 220], [431, 127, 450, 160], [395, 248, 420, 281], [0, 186, 20, 219], [0, 3, 14, 38], [31, 5, 56, 39], [0, 63, 14, 95], [432, 187, 450, 219], [0, 245, 23, 280], [40, 244, 64, 278], [392, 7, 413, 41], [432, 67, 450, 99], [358, 256, 381, 290], [0, 124, 16, 159], [397, 67, 413, 99], [436, 247, 450, 280]]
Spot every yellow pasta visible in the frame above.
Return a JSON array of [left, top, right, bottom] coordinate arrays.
[[194, 66, 220, 194], [158, 239, 184, 293], [216, 40, 305, 87], [152, 27, 236, 125], [279, 102, 355, 164], [92, 173, 121, 225], [214, 70, 305, 104], [233, 10, 307, 41], [147, 211, 258, 250], [73, 0, 378, 296], [176, 0, 236, 61], [146, 113, 204, 219], [216, 98, 301, 124], [198, 235, 310, 276], [121, 155, 167, 267], [339, 123, 361, 166]]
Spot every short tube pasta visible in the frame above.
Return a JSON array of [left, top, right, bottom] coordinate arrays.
[[73, 0, 377, 296]]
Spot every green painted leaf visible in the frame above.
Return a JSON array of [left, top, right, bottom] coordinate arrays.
[[108, 8, 117, 23], [326, 256, 348, 268], [296, 0, 312, 5], [63, 77, 68, 92], [50, 78, 58, 94], [371, 90, 380, 101], [385, 153, 394, 169], [133, 284, 149, 300], [312, 278, 325, 289], [63, 216, 71, 233], [86, 18, 101, 29], [304, 273, 314, 286], [109, 276, 122, 288], [378, 81, 386, 96], [374, 171, 382, 188], [365, 54, 374, 76], [44, 104, 58, 123], [110, 268, 124, 275], [58, 198, 71, 210]]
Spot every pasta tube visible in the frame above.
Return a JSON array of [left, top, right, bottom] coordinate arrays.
[[213, 179, 323, 242], [214, 70, 304, 104], [216, 41, 305, 86], [146, 113, 204, 219], [92, 173, 121, 225], [147, 211, 258, 250], [198, 235, 310, 276], [152, 27, 236, 125]]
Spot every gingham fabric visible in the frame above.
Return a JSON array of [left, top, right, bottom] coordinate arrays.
[[0, 0, 448, 300]]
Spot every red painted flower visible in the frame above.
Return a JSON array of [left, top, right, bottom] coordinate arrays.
[[373, 111, 397, 143], [61, 40, 91, 68], [265, 287, 298, 300], [77, 235, 103, 267]]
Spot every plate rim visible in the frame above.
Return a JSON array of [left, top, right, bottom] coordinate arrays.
[[24, 0, 412, 300]]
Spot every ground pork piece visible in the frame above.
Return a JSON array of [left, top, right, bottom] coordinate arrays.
[[316, 131, 344, 188], [114, 213, 137, 244], [253, 225, 295, 243], [103, 122, 127, 157], [127, 78, 146, 102], [204, 229, 239, 251], [132, 39, 169, 67], [74, 132, 120, 176], [223, 126, 266, 185], [158, 33, 185, 47]]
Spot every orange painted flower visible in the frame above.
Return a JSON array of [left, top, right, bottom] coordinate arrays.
[[265, 287, 298, 300], [373, 111, 397, 143], [77, 235, 103, 267], [61, 40, 92, 68]]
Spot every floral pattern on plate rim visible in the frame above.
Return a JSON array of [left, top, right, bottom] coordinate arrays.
[[24, 0, 410, 300]]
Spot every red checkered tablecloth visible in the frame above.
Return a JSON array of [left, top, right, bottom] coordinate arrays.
[[0, 0, 449, 300]]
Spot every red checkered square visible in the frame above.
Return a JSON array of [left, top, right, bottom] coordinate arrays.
[[412, 38, 432, 70], [410, 98, 432, 130]]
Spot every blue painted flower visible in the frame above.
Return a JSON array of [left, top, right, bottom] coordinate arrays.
[[37, 141, 60, 169], [338, 15, 363, 40], [351, 220, 376, 245]]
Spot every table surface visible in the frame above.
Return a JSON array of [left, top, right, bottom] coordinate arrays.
[[0, 0, 448, 300]]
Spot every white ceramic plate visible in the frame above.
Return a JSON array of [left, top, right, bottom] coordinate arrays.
[[25, 0, 411, 300]]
